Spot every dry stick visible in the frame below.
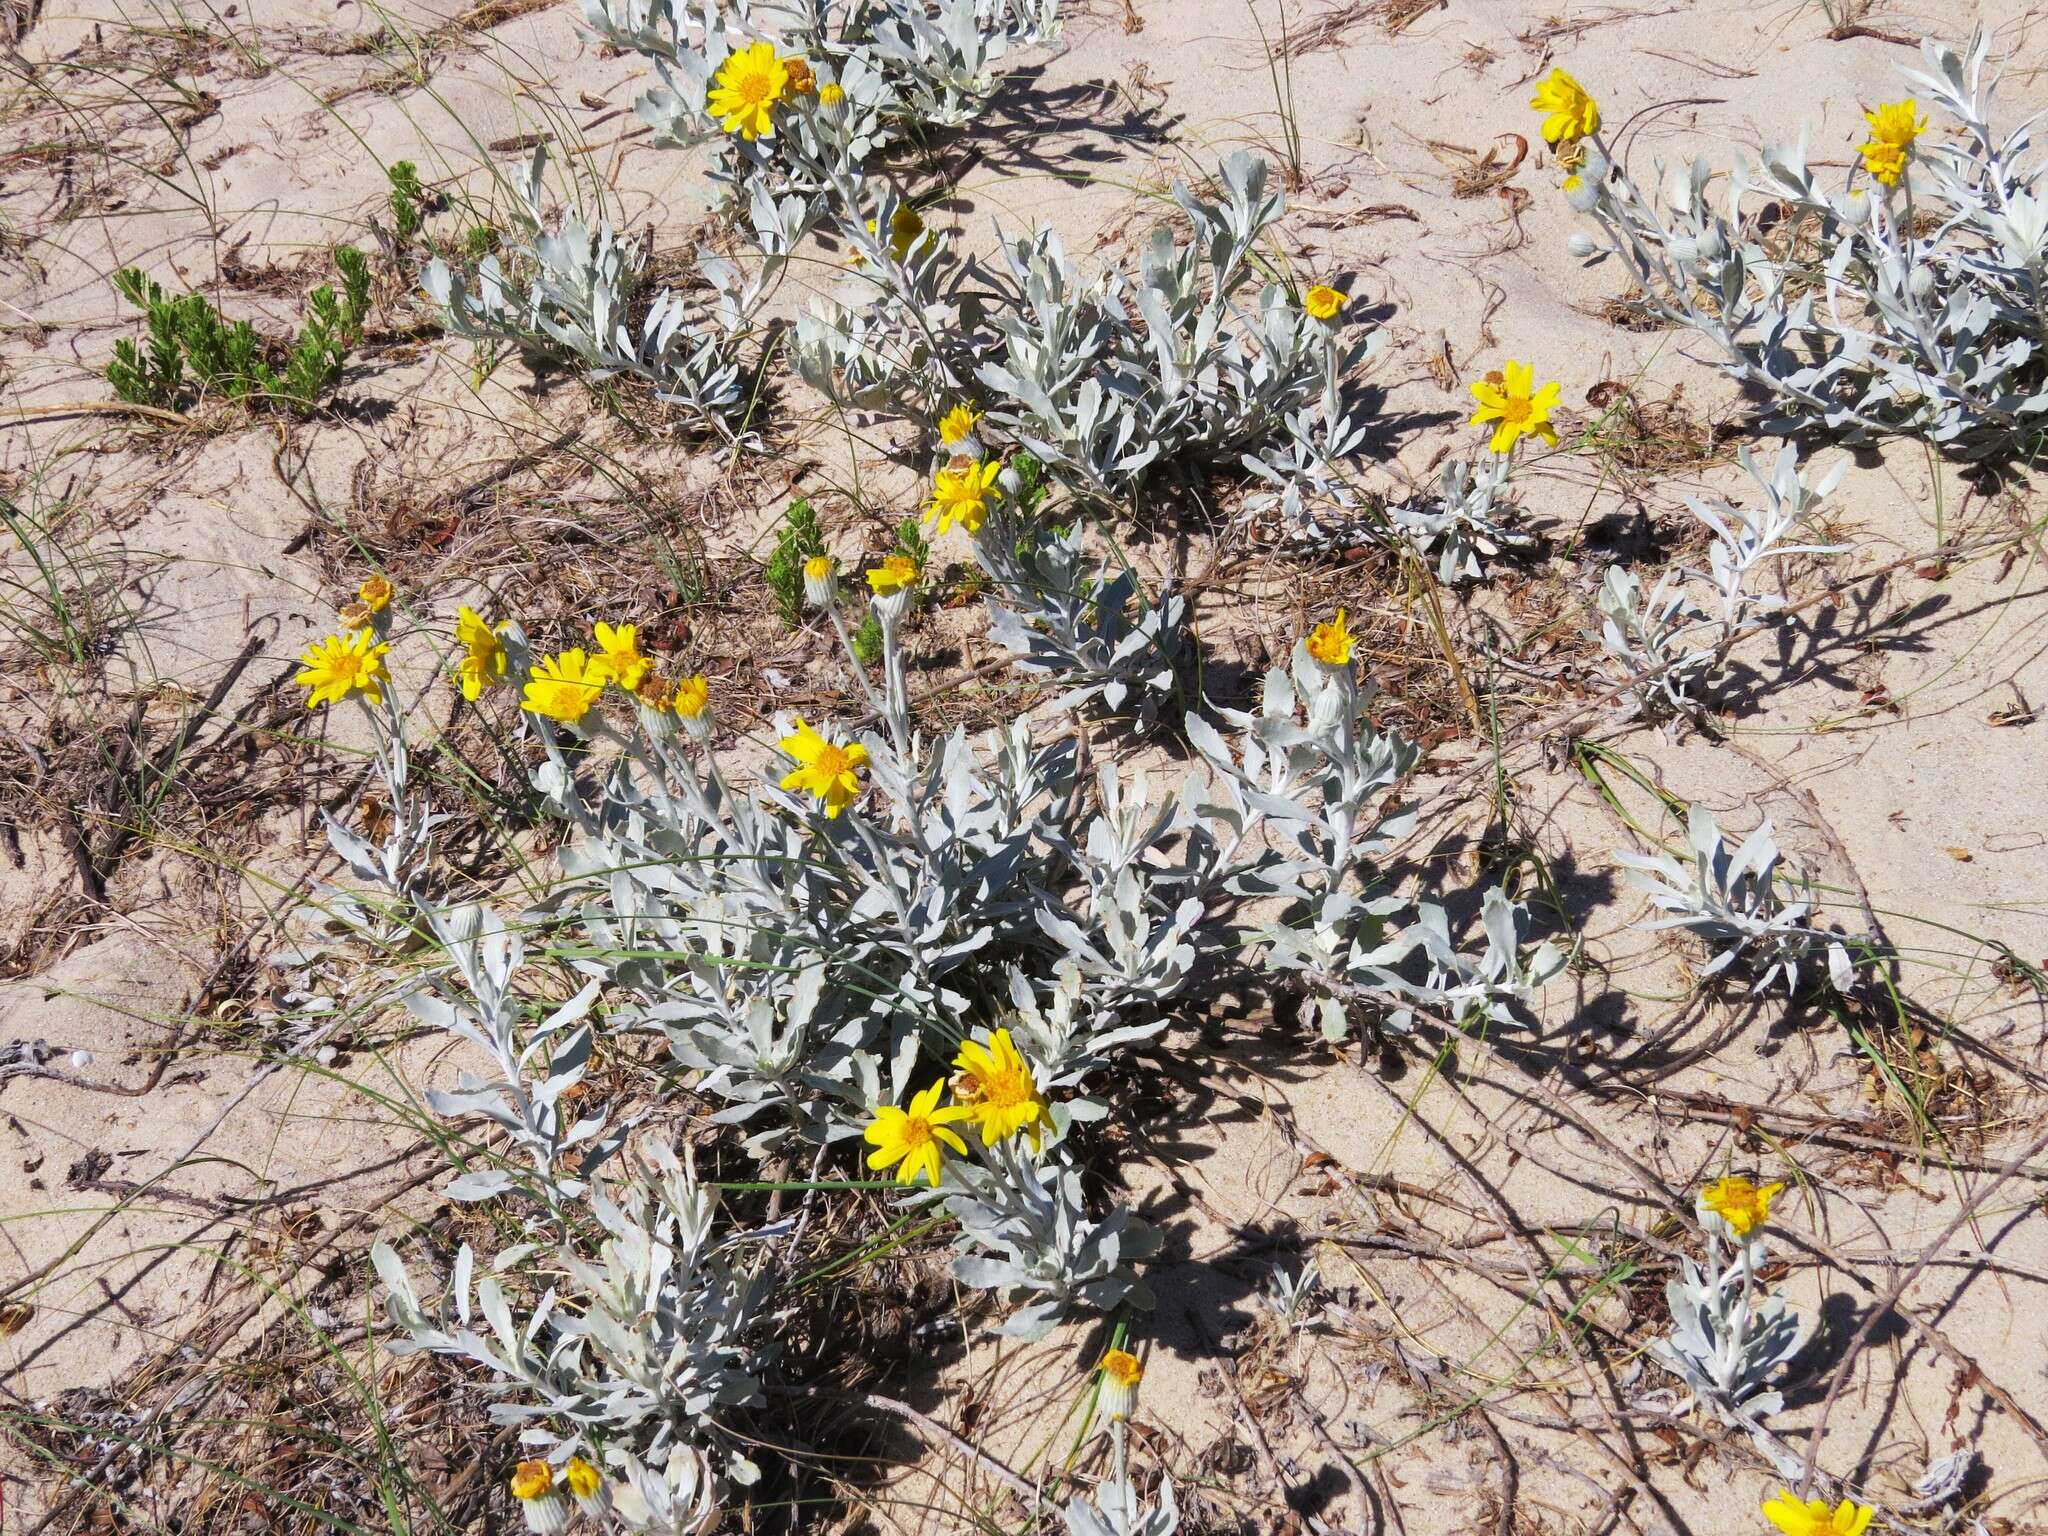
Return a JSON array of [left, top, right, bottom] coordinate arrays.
[[1297, 1399, 1386, 1536], [1791, 1223, 2048, 1458], [1386, 537, 2012, 856], [1333, 1072, 1667, 1536], [0, 400, 193, 426], [1441, 1061, 2048, 1470], [1590, 1085, 2048, 1183], [800, 1389, 1037, 1503], [1797, 1125, 2048, 1495], [19, 1159, 442, 1533]]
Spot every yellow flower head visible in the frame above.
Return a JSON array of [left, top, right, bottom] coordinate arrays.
[[952, 1027, 1052, 1148], [296, 629, 390, 709], [1859, 98, 1926, 188], [632, 674, 675, 711], [1700, 1176, 1785, 1239], [592, 621, 652, 693], [937, 403, 982, 445], [864, 1080, 969, 1187], [866, 554, 921, 595], [925, 458, 1002, 536], [1100, 1348, 1142, 1388], [672, 673, 710, 720], [522, 648, 606, 725], [1305, 607, 1355, 669], [1761, 1491, 1875, 1536], [707, 41, 789, 140], [357, 575, 393, 614], [783, 57, 815, 94], [1531, 67, 1600, 145], [1469, 360, 1562, 454], [857, 204, 927, 265], [562, 1457, 601, 1499], [1303, 284, 1346, 322], [819, 81, 845, 107], [778, 717, 868, 817], [509, 1461, 555, 1501], [454, 606, 509, 701], [1098, 1346, 1142, 1421]]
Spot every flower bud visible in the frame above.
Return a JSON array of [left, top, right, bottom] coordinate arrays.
[[1907, 264, 1936, 300], [803, 554, 838, 609], [1694, 225, 1727, 262], [564, 1458, 610, 1520], [1835, 190, 1871, 229], [1667, 236, 1699, 264], [1565, 176, 1601, 213], [510, 1463, 573, 1536], [1566, 231, 1598, 258]]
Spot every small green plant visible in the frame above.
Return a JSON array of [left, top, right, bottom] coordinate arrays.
[[1010, 448, 1050, 513], [763, 498, 826, 628], [386, 160, 438, 240], [276, 248, 372, 410], [890, 514, 930, 571], [462, 222, 500, 257], [851, 611, 883, 664], [106, 249, 370, 415]]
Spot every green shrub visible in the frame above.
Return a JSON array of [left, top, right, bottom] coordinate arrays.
[[106, 249, 371, 416], [763, 498, 826, 628], [386, 160, 437, 239]]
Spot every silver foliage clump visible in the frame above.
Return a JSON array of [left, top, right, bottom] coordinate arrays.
[[1065, 1477, 1180, 1536], [1616, 803, 1857, 994], [1563, 29, 2048, 459], [1650, 1184, 1804, 1443], [1188, 642, 1564, 1044], [585, 0, 1060, 171], [371, 1138, 776, 1487], [422, 147, 768, 437], [970, 473, 1191, 727], [1593, 444, 1842, 721], [946, 1138, 1162, 1340], [975, 153, 1382, 502], [1387, 453, 1535, 583]]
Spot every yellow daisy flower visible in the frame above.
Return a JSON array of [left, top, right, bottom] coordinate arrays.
[[1761, 1491, 1875, 1536], [453, 606, 508, 701], [952, 1027, 1052, 1149], [296, 629, 390, 709], [778, 717, 868, 817], [1699, 1176, 1785, 1239], [357, 575, 393, 613], [706, 41, 789, 140], [855, 204, 927, 265], [864, 1081, 969, 1187], [937, 403, 981, 445], [672, 673, 710, 721], [866, 555, 920, 595], [1305, 607, 1355, 669], [1469, 359, 1562, 454], [1530, 67, 1600, 145], [1859, 98, 1926, 188], [509, 1459, 570, 1533], [522, 648, 605, 725], [819, 81, 845, 108], [591, 621, 652, 693], [925, 458, 1001, 536], [509, 1461, 554, 1500], [1303, 284, 1346, 322]]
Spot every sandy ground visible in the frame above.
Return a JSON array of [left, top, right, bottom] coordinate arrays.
[[3, 0, 2047, 1530]]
